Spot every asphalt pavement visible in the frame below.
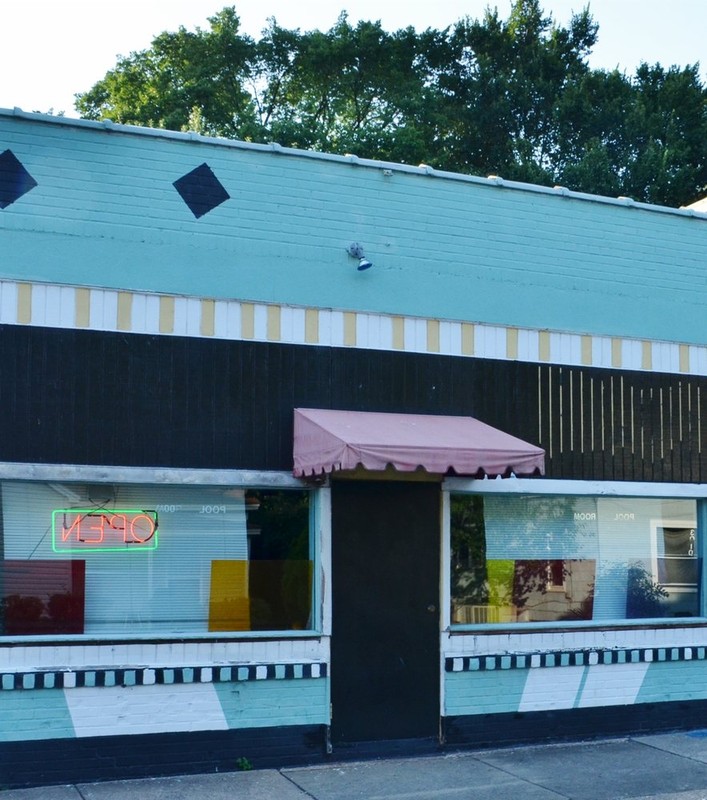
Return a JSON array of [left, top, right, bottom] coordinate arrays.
[[5, 730, 707, 799]]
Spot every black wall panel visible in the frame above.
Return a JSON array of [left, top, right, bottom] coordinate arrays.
[[443, 699, 707, 749], [0, 724, 327, 788], [0, 325, 704, 482]]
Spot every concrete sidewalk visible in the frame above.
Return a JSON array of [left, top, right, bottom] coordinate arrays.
[[6, 731, 707, 799]]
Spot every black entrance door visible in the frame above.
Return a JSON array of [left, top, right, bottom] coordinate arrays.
[[331, 480, 440, 743]]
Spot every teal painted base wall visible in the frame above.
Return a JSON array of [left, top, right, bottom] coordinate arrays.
[[0, 677, 329, 742], [215, 678, 329, 729], [637, 660, 707, 704], [445, 669, 528, 716], [446, 658, 707, 716], [0, 689, 74, 741]]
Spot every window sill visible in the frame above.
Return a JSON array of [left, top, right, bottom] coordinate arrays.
[[447, 618, 707, 635], [0, 630, 325, 647]]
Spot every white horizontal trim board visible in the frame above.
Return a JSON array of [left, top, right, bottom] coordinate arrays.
[[444, 477, 707, 497], [4, 107, 705, 223], [0, 279, 705, 376], [443, 626, 707, 660], [0, 634, 329, 672], [0, 462, 300, 487]]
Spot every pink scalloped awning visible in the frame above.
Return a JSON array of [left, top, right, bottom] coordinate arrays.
[[293, 408, 545, 478]]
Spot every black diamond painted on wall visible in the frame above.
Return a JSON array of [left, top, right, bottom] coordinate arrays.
[[0, 150, 38, 209], [173, 162, 230, 219]]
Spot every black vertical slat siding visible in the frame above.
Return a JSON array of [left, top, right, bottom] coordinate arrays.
[[687, 380, 702, 483], [660, 381, 673, 483], [660, 379, 673, 483], [592, 373, 613, 480], [570, 367, 585, 479], [0, 325, 704, 482], [580, 372, 593, 479], [619, 375, 636, 482], [666, 379, 678, 483], [115, 335, 135, 462], [607, 374, 620, 480], [540, 365, 558, 474], [262, 342, 282, 467], [557, 367, 571, 478], [636, 377, 653, 482], [677, 378, 692, 481], [541, 365, 553, 472], [9, 327, 32, 450], [677, 380, 690, 482], [382, 349, 405, 413], [611, 374, 625, 481], [649, 383, 666, 482], [604, 372, 615, 480], [474, 360, 491, 422], [489, 358, 508, 436]]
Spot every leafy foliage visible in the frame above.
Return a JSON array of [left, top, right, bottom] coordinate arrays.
[[625, 563, 669, 618], [75, 1, 707, 206]]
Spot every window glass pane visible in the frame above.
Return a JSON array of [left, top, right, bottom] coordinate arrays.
[[451, 494, 699, 625], [0, 481, 312, 637]]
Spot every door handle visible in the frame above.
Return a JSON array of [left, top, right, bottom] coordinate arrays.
[[427, 604, 437, 613]]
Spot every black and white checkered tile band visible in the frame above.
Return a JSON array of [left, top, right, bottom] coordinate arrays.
[[446, 647, 707, 673], [1, 663, 327, 691]]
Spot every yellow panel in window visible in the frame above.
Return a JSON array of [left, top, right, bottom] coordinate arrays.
[[487, 559, 516, 609], [208, 560, 250, 632]]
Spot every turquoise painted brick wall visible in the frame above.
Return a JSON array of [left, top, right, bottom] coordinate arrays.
[[215, 678, 329, 729], [0, 677, 328, 742], [445, 669, 528, 716], [637, 661, 707, 704], [1, 111, 706, 345], [0, 690, 74, 741], [446, 658, 707, 717]]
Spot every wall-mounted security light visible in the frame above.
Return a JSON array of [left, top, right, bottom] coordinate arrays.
[[346, 242, 373, 271]]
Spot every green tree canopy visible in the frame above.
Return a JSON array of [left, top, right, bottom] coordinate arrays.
[[77, 7, 260, 139], [75, 1, 707, 207]]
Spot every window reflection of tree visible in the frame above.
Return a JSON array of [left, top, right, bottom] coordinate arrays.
[[451, 495, 596, 624], [246, 490, 312, 630], [625, 563, 668, 618]]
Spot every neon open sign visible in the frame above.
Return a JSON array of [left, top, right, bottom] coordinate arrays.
[[52, 509, 159, 553]]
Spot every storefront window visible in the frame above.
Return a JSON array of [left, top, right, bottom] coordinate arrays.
[[0, 481, 313, 637], [450, 494, 700, 625]]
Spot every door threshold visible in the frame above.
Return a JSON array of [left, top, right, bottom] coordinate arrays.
[[328, 737, 443, 762]]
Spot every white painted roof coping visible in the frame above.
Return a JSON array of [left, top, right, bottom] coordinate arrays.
[[3, 105, 707, 221], [685, 196, 707, 211]]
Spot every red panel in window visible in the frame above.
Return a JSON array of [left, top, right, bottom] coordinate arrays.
[[2, 560, 86, 635]]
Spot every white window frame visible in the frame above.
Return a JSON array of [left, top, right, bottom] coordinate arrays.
[[442, 477, 707, 632], [650, 519, 698, 591], [0, 462, 326, 643]]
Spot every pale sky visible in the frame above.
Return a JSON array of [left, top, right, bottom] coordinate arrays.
[[1, 0, 705, 117]]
